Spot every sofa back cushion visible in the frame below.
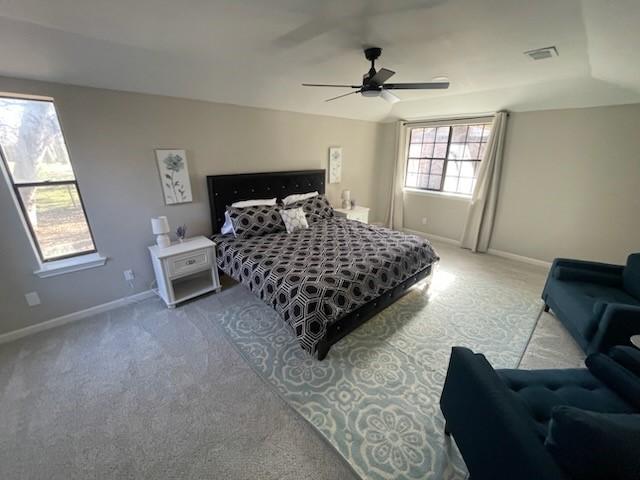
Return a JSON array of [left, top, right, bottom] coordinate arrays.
[[623, 253, 640, 300], [545, 406, 640, 480], [586, 353, 640, 410]]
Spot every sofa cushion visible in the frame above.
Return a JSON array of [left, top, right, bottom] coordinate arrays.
[[609, 346, 640, 377], [587, 353, 640, 409], [497, 368, 635, 440], [547, 279, 640, 340], [623, 253, 640, 300], [545, 407, 640, 480]]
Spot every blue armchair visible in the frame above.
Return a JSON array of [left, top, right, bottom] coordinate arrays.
[[440, 347, 640, 480], [542, 253, 640, 354]]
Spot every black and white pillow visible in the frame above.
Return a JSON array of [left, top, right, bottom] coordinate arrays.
[[226, 205, 285, 238], [280, 207, 309, 234], [287, 194, 334, 224]]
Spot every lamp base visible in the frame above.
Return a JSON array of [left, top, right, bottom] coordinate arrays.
[[156, 234, 171, 249]]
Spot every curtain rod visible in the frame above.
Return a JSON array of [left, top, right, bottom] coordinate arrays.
[[401, 110, 509, 126]]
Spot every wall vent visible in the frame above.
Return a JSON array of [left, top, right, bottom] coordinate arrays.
[[524, 46, 558, 60]]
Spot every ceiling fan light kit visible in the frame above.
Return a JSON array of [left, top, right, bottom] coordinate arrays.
[[302, 47, 450, 103]]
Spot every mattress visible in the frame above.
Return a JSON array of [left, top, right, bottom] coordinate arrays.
[[214, 217, 439, 354]]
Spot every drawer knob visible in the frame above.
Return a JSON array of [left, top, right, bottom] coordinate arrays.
[[186, 259, 196, 265]]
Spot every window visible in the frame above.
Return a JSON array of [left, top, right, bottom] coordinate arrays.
[[404, 121, 492, 196], [0, 95, 96, 263]]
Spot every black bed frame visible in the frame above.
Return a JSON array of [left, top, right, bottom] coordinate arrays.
[[206, 169, 432, 360]]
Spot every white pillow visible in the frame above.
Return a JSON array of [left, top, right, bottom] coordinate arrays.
[[231, 197, 277, 208], [220, 211, 234, 235], [281, 191, 318, 206], [280, 207, 309, 234]]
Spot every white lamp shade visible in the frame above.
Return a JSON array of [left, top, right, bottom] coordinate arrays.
[[342, 190, 351, 200], [151, 216, 170, 234]]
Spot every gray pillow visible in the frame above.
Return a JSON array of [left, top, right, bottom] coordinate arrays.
[[286, 194, 334, 224], [226, 205, 285, 238]]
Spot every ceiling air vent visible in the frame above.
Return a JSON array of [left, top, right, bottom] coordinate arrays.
[[524, 46, 558, 60]]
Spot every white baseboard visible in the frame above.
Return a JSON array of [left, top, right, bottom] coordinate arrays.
[[487, 248, 551, 269], [0, 290, 155, 345], [403, 228, 460, 246], [403, 228, 551, 269]]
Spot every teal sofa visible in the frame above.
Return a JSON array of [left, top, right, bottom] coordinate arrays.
[[440, 346, 640, 480], [542, 253, 640, 354]]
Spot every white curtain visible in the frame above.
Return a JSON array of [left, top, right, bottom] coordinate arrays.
[[460, 111, 508, 252], [386, 121, 408, 230]]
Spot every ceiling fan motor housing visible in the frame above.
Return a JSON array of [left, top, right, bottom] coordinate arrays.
[[364, 47, 382, 61], [363, 47, 382, 82]]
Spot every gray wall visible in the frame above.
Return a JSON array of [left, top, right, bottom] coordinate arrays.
[[2, 76, 638, 337], [401, 103, 640, 264], [0, 77, 391, 335]]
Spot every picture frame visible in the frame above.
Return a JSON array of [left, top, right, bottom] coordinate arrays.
[[155, 149, 193, 205], [328, 146, 342, 184]]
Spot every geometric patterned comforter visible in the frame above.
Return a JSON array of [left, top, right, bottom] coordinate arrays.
[[214, 217, 439, 354]]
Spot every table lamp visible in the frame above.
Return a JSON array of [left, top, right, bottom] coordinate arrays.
[[151, 216, 171, 248], [341, 190, 351, 209]]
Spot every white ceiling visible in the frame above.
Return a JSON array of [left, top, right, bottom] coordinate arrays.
[[0, 0, 639, 122]]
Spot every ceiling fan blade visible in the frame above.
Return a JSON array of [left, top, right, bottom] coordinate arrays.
[[369, 68, 395, 86], [303, 83, 361, 88], [384, 81, 450, 90], [325, 90, 362, 102], [380, 89, 400, 104]]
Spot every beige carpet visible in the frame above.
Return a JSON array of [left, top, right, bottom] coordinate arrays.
[[0, 242, 584, 479]]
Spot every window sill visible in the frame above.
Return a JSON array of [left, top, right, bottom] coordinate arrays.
[[34, 253, 107, 278], [403, 188, 472, 202]]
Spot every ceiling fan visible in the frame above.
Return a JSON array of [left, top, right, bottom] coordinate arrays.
[[302, 47, 449, 103]]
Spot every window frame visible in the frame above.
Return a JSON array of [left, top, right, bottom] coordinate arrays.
[[402, 117, 493, 197], [0, 94, 98, 264]]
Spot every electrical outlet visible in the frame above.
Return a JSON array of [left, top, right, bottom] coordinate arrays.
[[421, 217, 427, 225], [25, 292, 41, 307], [123, 270, 135, 282]]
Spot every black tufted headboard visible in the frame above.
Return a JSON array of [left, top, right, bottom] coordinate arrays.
[[206, 169, 326, 233]]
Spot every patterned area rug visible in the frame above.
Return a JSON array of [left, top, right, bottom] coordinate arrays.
[[194, 247, 545, 480]]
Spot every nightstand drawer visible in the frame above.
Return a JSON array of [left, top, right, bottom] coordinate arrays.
[[166, 249, 211, 278]]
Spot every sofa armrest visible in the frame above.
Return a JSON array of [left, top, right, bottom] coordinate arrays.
[[589, 304, 640, 354], [440, 347, 568, 480]]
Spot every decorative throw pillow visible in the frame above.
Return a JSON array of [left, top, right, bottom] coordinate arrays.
[[287, 194, 334, 224], [586, 353, 640, 409], [280, 207, 309, 234], [608, 346, 640, 378], [226, 205, 285, 238], [545, 406, 640, 480], [623, 253, 640, 300]]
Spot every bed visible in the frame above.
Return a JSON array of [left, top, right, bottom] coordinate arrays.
[[207, 170, 438, 359]]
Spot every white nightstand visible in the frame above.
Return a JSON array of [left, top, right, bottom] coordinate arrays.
[[334, 206, 370, 224], [148, 236, 221, 308]]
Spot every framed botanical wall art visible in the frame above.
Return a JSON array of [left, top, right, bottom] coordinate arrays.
[[328, 146, 342, 184], [155, 149, 193, 205]]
